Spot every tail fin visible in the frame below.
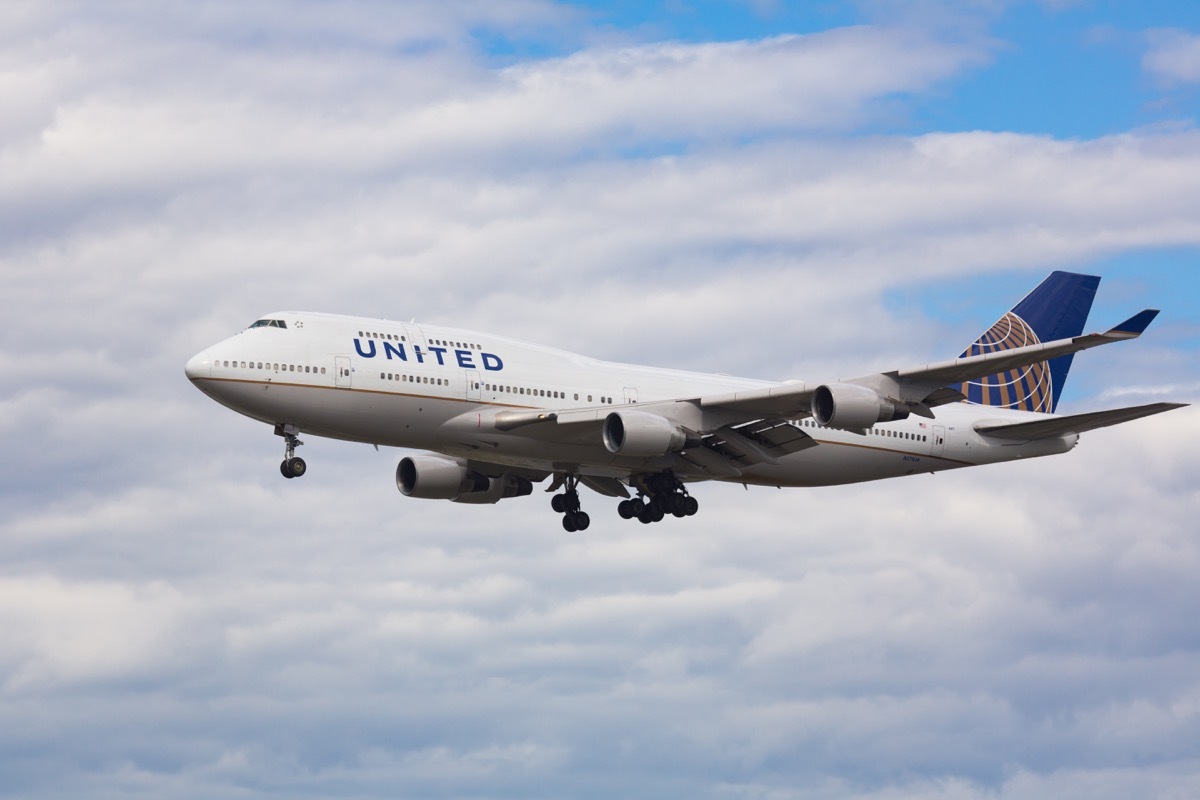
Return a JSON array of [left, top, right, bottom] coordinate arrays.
[[956, 271, 1100, 413]]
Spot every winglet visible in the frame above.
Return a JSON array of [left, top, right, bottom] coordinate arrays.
[[1109, 309, 1159, 336]]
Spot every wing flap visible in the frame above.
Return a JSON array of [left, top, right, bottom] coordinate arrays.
[[975, 402, 1187, 440], [677, 445, 744, 477], [702, 419, 817, 469], [579, 474, 631, 498]]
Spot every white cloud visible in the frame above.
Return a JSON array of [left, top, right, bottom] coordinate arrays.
[[0, 576, 192, 689], [1143, 28, 1200, 85], [1, 2, 1199, 798]]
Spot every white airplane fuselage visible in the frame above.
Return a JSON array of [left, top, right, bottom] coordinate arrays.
[[184, 311, 1076, 489]]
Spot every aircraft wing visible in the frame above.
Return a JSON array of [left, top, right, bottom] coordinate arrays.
[[889, 309, 1159, 388], [695, 309, 1161, 422], [974, 402, 1188, 440], [698, 382, 814, 418]]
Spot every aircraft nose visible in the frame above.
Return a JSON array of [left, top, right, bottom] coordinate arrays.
[[185, 350, 211, 382]]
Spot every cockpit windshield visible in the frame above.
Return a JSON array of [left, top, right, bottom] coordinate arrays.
[[248, 319, 288, 329]]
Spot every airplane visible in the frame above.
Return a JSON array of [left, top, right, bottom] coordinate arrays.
[[184, 271, 1186, 531]]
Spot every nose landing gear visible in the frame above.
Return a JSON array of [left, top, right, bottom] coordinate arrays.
[[275, 423, 307, 479]]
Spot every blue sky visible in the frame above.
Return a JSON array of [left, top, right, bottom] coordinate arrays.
[[567, 1, 1200, 136], [506, 0, 1200, 342], [1, 2, 1199, 799]]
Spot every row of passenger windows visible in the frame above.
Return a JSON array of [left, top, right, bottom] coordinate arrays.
[[379, 373, 614, 404], [381, 373, 447, 386], [871, 428, 927, 442], [223, 360, 325, 375], [431, 337, 481, 350], [358, 330, 484, 352], [797, 419, 928, 443], [360, 331, 407, 342], [483, 384, 613, 404]]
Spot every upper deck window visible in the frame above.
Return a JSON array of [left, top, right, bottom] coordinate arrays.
[[249, 319, 288, 329]]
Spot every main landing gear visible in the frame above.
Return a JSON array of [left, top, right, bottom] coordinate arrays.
[[551, 471, 699, 531], [275, 423, 307, 479], [550, 475, 590, 532], [617, 471, 698, 525]]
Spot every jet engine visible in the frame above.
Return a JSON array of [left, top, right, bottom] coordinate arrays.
[[396, 455, 532, 503], [602, 410, 696, 457], [812, 383, 910, 430], [450, 473, 534, 504]]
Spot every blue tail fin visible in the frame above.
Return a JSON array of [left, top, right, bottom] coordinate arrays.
[[956, 271, 1100, 413]]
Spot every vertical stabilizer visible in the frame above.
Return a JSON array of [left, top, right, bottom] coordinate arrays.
[[956, 271, 1100, 413]]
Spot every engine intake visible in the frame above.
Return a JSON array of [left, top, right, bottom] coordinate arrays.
[[602, 411, 695, 457], [397, 455, 487, 499], [812, 383, 909, 430]]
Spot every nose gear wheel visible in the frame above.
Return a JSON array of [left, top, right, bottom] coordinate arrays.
[[275, 423, 307, 479]]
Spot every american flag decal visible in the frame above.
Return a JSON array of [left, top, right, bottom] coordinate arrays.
[[958, 311, 1053, 413]]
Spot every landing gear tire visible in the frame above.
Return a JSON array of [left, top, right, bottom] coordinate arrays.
[[638, 504, 664, 524], [562, 511, 590, 532], [553, 475, 588, 531], [618, 500, 635, 519], [669, 494, 689, 517], [632, 470, 698, 523], [281, 457, 306, 479], [275, 424, 306, 480]]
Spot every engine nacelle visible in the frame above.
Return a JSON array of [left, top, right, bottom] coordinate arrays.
[[396, 455, 488, 499], [451, 474, 534, 505], [396, 455, 533, 503], [812, 383, 910, 430], [602, 410, 693, 457]]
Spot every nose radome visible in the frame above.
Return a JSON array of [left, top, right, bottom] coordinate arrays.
[[185, 350, 211, 382]]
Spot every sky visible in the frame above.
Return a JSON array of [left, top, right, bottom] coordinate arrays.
[[2, 1, 1200, 798]]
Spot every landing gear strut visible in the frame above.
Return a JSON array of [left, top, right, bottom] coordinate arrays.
[[275, 423, 307, 479], [619, 471, 698, 524], [551, 475, 590, 532]]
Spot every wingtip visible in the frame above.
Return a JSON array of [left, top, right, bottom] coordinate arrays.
[[1109, 308, 1160, 336]]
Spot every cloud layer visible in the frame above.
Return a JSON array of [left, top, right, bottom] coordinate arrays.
[[1, 2, 1198, 798]]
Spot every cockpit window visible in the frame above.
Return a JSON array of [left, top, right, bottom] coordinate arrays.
[[249, 319, 288, 329]]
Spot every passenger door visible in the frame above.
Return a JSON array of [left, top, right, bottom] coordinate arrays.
[[335, 356, 352, 389]]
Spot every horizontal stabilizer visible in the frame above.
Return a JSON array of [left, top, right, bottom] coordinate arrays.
[[975, 402, 1187, 440], [1111, 309, 1160, 336]]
